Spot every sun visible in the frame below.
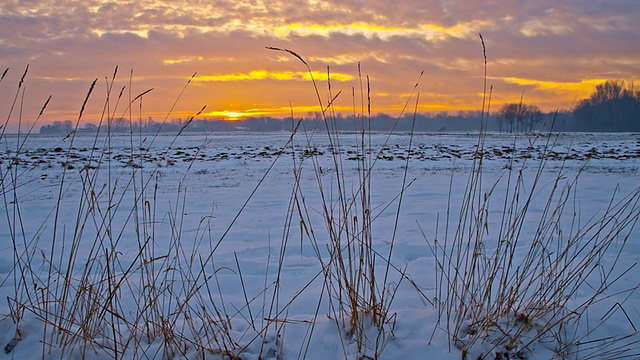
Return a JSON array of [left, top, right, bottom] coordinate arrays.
[[224, 111, 244, 120], [202, 110, 249, 120]]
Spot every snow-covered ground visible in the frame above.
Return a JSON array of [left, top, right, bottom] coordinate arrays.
[[1, 130, 638, 359]]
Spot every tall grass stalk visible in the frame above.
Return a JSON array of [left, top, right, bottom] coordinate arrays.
[[423, 36, 640, 360], [0, 68, 264, 358], [268, 46, 428, 358]]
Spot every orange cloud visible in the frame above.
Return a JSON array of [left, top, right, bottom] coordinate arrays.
[[193, 70, 353, 82], [271, 21, 480, 41], [2, 0, 640, 132], [494, 77, 607, 98], [163, 56, 204, 65]]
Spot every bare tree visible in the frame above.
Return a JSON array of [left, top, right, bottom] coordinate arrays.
[[523, 104, 543, 132], [497, 103, 544, 133], [497, 103, 520, 132]]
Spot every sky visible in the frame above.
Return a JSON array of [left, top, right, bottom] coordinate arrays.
[[1, 0, 639, 131]]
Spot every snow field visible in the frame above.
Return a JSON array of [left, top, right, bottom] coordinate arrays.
[[0, 131, 638, 359]]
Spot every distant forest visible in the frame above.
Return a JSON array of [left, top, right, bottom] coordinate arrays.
[[38, 111, 546, 135], [40, 80, 639, 134]]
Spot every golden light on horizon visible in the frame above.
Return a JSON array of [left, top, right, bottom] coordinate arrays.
[[217, 111, 245, 120], [202, 104, 362, 120]]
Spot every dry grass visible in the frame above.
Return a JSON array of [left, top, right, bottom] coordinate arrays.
[[423, 92, 640, 360], [411, 36, 640, 360], [425, 130, 640, 358], [1, 40, 639, 360], [0, 66, 254, 358], [266, 46, 436, 359]]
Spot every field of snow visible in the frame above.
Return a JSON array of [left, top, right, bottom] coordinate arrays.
[[1, 130, 639, 359]]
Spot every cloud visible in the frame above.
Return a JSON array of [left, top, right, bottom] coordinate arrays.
[[193, 70, 353, 82], [1, 0, 639, 131], [492, 76, 608, 96]]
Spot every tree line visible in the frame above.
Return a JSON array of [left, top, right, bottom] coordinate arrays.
[[572, 80, 640, 131], [40, 80, 639, 135], [496, 80, 639, 133], [39, 112, 491, 134]]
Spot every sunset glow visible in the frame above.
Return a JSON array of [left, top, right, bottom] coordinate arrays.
[[192, 70, 354, 83], [1, 0, 639, 131]]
